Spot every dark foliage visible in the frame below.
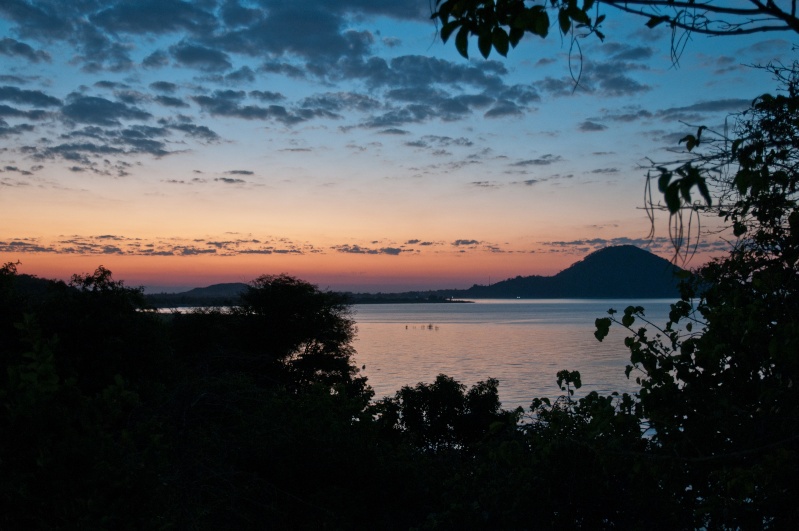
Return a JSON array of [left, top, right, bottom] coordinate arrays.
[[597, 64, 799, 528], [2, 73, 798, 524]]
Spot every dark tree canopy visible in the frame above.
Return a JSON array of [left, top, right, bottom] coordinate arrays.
[[433, 0, 799, 60], [595, 64, 799, 527], [3, 63, 799, 522]]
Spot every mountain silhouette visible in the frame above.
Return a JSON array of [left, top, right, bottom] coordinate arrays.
[[180, 282, 249, 298], [141, 245, 685, 306], [147, 282, 248, 307], [462, 245, 685, 298]]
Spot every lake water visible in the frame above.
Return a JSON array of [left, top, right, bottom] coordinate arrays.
[[352, 299, 675, 411]]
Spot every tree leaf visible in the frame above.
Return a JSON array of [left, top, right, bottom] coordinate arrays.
[[679, 134, 697, 151], [696, 178, 712, 206], [594, 317, 611, 341], [530, 7, 550, 38], [455, 25, 469, 58], [536, 12, 550, 38], [568, 6, 591, 25], [440, 20, 460, 43], [558, 9, 571, 34], [492, 27, 510, 56], [478, 30, 492, 58], [658, 171, 672, 193], [665, 185, 680, 214], [509, 26, 524, 47], [646, 15, 669, 28]]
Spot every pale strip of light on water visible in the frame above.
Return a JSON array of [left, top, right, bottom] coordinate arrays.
[[352, 299, 676, 412]]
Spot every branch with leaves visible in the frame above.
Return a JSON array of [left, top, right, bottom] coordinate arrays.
[[433, 0, 799, 60]]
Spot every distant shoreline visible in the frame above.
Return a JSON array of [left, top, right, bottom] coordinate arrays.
[[143, 246, 686, 308], [145, 295, 475, 308]]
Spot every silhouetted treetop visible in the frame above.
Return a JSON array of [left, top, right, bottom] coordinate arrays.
[[433, 0, 799, 60]]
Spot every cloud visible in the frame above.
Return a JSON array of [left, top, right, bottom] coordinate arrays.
[[657, 98, 751, 122], [0, 240, 56, 253], [0, 85, 61, 107], [0, 37, 50, 62], [0, 122, 35, 138], [192, 90, 337, 125], [0, 104, 48, 120], [212, 5, 376, 62], [1, 234, 322, 257], [338, 55, 506, 91], [89, 0, 217, 36], [597, 74, 650, 97], [405, 135, 474, 150], [537, 237, 737, 257], [142, 50, 169, 68], [536, 59, 651, 98], [177, 246, 217, 255], [332, 244, 406, 255], [484, 100, 525, 118], [600, 107, 654, 123], [170, 41, 232, 72], [250, 90, 285, 102], [0, 2, 441, 74], [61, 95, 151, 126], [0, 8, 537, 130], [379, 128, 409, 135], [215, 177, 246, 184], [602, 43, 655, 61], [579, 120, 607, 132], [534, 76, 576, 96], [259, 61, 306, 79], [154, 95, 190, 108], [382, 36, 401, 47], [161, 120, 220, 141], [94, 80, 128, 90], [26, 118, 221, 166], [359, 81, 523, 127], [510, 155, 563, 166], [3, 165, 34, 175], [301, 92, 381, 113], [150, 81, 178, 93], [225, 66, 256, 83], [452, 239, 480, 246]]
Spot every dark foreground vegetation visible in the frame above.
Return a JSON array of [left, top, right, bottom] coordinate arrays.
[[2, 68, 799, 529]]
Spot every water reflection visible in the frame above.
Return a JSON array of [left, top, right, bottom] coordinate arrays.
[[353, 299, 674, 411]]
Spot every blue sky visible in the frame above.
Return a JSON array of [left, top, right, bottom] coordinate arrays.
[[0, 1, 794, 291]]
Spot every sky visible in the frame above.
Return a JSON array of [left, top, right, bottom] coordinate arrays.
[[0, 1, 794, 292]]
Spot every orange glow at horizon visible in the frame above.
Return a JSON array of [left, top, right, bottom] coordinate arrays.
[[4, 249, 580, 292]]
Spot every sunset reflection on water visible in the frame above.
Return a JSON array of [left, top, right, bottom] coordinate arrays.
[[352, 299, 674, 411]]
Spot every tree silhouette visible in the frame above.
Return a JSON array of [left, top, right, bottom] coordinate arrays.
[[596, 64, 799, 526], [433, 0, 799, 61]]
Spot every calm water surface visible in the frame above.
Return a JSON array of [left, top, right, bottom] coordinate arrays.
[[352, 299, 675, 411]]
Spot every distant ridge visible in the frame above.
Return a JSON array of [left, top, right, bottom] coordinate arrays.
[[146, 282, 248, 307], [141, 245, 686, 307], [462, 245, 684, 299], [180, 282, 249, 298]]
